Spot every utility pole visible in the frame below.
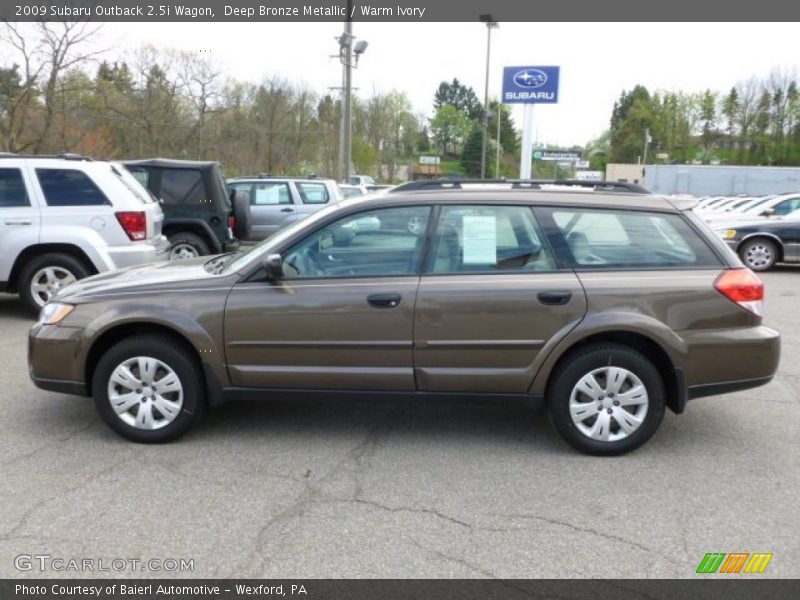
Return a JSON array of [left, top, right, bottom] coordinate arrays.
[[479, 16, 498, 179], [339, 3, 354, 183]]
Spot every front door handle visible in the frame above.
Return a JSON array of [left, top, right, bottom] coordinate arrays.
[[4, 219, 32, 225], [367, 293, 401, 308], [537, 290, 572, 306], [280, 207, 295, 213]]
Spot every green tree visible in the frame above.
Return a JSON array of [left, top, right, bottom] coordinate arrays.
[[609, 85, 653, 162], [430, 104, 471, 156], [433, 78, 482, 122]]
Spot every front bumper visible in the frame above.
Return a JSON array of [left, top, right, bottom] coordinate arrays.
[[28, 323, 88, 396]]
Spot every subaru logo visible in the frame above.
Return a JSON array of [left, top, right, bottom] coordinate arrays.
[[513, 69, 548, 89]]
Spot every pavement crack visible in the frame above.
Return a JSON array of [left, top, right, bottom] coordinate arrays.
[[0, 457, 130, 541], [351, 498, 475, 529], [488, 511, 680, 566], [0, 423, 94, 467]]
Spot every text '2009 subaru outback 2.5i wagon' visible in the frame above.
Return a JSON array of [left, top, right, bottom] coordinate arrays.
[[28, 180, 781, 455]]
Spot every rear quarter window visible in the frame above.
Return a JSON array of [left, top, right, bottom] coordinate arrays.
[[544, 207, 720, 269], [36, 168, 108, 206]]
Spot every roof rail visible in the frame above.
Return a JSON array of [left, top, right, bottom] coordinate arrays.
[[390, 178, 651, 194], [0, 153, 94, 161]]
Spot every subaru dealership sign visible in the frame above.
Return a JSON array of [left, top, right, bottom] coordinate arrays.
[[502, 66, 560, 104]]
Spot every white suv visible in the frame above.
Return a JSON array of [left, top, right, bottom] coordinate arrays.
[[0, 155, 169, 313]]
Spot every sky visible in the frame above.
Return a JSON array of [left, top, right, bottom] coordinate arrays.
[[83, 22, 800, 147]]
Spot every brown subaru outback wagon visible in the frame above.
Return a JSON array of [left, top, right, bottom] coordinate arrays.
[[28, 181, 781, 455]]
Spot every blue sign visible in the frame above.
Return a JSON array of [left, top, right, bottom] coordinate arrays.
[[502, 66, 560, 104]]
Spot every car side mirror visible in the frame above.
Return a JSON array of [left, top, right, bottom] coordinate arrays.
[[262, 254, 283, 279], [762, 208, 775, 217]]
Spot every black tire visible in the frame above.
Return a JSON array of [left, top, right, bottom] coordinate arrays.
[[92, 334, 206, 443], [231, 193, 252, 239], [168, 232, 211, 259], [18, 252, 90, 316], [547, 344, 665, 456], [738, 238, 778, 272]]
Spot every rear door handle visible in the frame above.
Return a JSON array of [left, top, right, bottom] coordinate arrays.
[[537, 290, 572, 306], [367, 294, 401, 308], [4, 219, 32, 225], [280, 207, 295, 213]]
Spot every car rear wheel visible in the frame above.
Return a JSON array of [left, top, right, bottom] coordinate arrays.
[[92, 335, 205, 443], [18, 253, 90, 315], [547, 344, 665, 456], [739, 238, 778, 272], [168, 232, 211, 259]]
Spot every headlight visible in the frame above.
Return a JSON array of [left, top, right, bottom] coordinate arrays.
[[38, 302, 74, 325], [717, 229, 737, 240]]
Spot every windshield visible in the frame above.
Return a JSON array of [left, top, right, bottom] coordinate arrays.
[[223, 200, 351, 273]]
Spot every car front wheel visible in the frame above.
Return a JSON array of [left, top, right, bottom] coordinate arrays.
[[547, 344, 665, 456], [92, 335, 205, 443]]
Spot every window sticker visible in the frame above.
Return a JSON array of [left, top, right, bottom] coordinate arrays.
[[462, 215, 497, 264]]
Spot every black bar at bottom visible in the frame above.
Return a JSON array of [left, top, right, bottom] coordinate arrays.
[[2, 579, 799, 600]]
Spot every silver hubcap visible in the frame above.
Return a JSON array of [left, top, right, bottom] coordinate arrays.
[[744, 244, 773, 269], [170, 243, 199, 260], [569, 366, 649, 442], [107, 356, 184, 430], [30, 267, 77, 307]]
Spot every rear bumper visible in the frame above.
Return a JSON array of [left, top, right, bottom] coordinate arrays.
[[679, 325, 780, 397], [99, 236, 170, 270], [688, 376, 774, 400]]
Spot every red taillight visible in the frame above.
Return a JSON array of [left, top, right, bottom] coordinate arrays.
[[228, 216, 235, 230], [714, 268, 764, 316], [115, 211, 147, 241]]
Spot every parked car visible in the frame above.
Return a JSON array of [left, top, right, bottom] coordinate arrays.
[[349, 174, 375, 186], [124, 159, 251, 259], [29, 180, 779, 455], [702, 193, 800, 226], [365, 184, 395, 193], [0, 154, 169, 314], [226, 175, 343, 241], [339, 183, 369, 199], [715, 209, 800, 271]]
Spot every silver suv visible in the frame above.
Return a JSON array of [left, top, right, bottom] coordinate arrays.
[[226, 176, 344, 240], [0, 155, 169, 313]]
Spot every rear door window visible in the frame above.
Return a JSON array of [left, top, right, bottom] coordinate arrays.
[[0, 168, 29, 207], [429, 205, 556, 274], [252, 182, 292, 205], [544, 208, 720, 269], [36, 169, 108, 206]]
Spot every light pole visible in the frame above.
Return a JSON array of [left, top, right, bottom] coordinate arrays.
[[337, 2, 368, 183], [479, 15, 498, 180]]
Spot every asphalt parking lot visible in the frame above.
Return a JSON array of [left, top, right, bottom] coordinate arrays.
[[0, 268, 798, 579]]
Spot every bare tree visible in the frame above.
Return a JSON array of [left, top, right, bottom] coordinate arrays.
[[0, 21, 105, 153]]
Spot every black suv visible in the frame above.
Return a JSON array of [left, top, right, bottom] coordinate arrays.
[[125, 159, 250, 259]]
